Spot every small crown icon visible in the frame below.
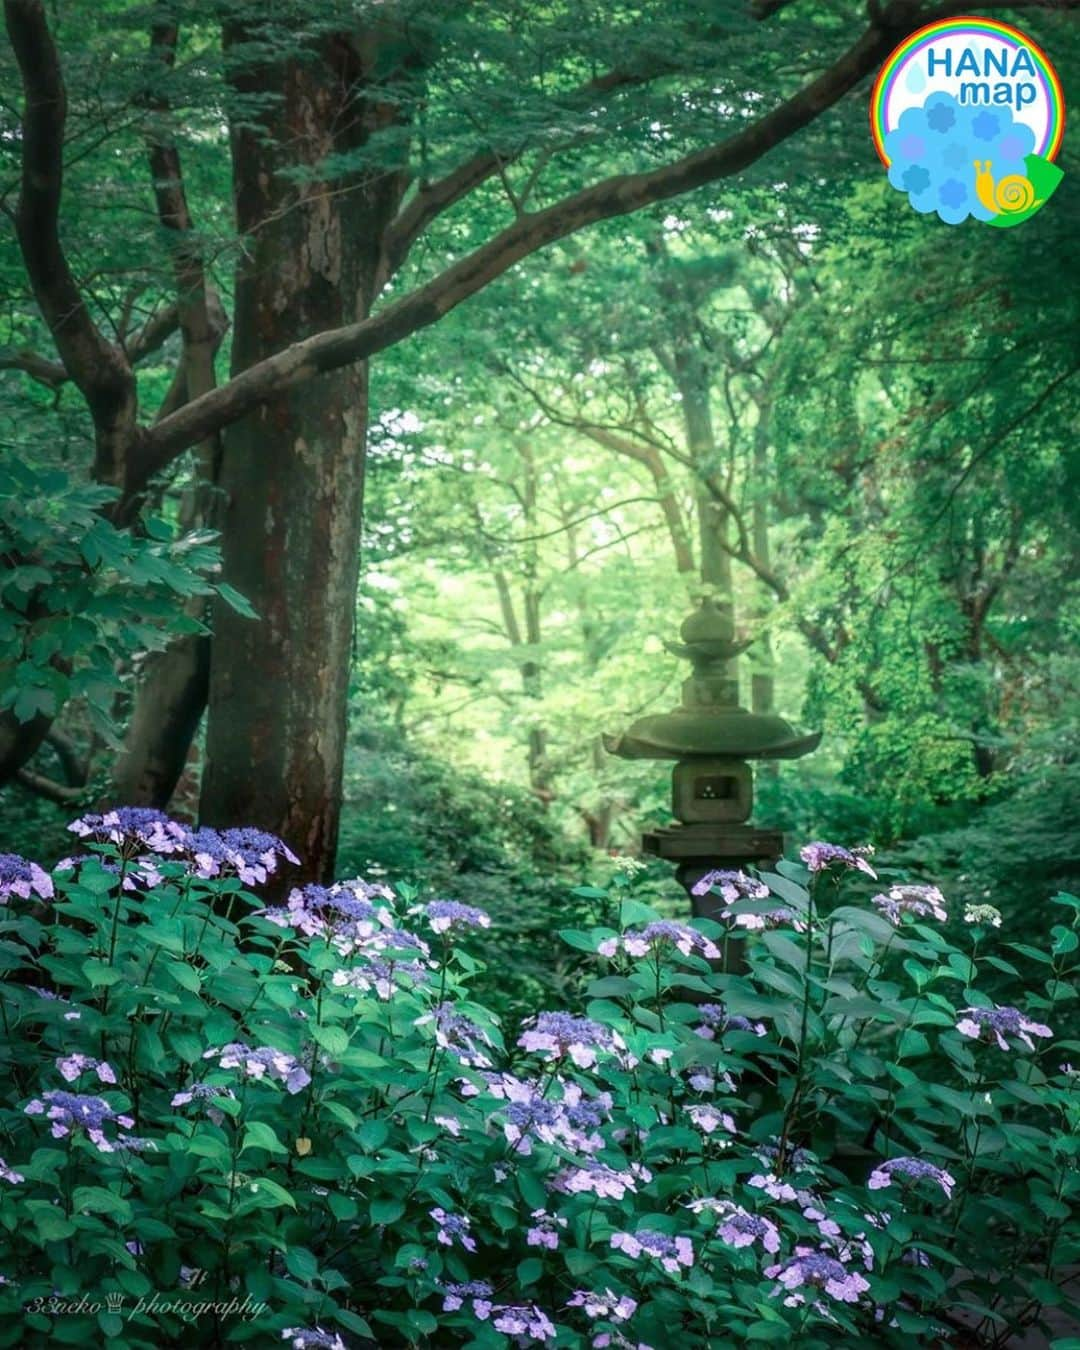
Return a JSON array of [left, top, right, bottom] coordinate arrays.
[[106, 1293, 125, 1314]]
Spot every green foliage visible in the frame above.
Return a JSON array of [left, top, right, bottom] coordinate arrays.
[[0, 457, 250, 741], [0, 817, 1077, 1346]]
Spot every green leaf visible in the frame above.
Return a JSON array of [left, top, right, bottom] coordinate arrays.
[[165, 960, 202, 993], [312, 1024, 350, 1057], [242, 1121, 289, 1155], [371, 1196, 405, 1225]]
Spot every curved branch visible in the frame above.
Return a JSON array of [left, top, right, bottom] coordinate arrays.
[[4, 0, 136, 482], [135, 0, 1066, 490]]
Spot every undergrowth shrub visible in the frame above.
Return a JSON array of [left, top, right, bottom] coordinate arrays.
[[0, 811, 1076, 1348]]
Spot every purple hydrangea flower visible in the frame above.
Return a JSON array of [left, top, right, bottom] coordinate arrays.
[[68, 808, 190, 856], [526, 1209, 568, 1249], [956, 1005, 1052, 1052], [416, 1003, 494, 1068], [431, 1206, 476, 1252], [800, 841, 876, 878], [281, 1331, 346, 1350], [0, 1157, 25, 1184], [551, 1160, 651, 1200], [722, 904, 806, 932], [184, 826, 299, 885], [688, 1199, 780, 1254], [423, 899, 491, 934], [690, 870, 769, 902], [685, 1103, 736, 1138], [867, 1156, 955, 1199], [203, 1043, 311, 1094], [492, 1304, 557, 1343], [518, 1011, 618, 1070], [0, 853, 54, 903], [170, 1081, 237, 1126], [693, 1003, 765, 1040], [748, 1172, 798, 1202], [56, 853, 163, 892], [611, 1229, 694, 1274], [24, 1090, 146, 1153], [872, 884, 947, 925], [332, 956, 429, 1000], [257, 880, 398, 953], [442, 1281, 494, 1316], [765, 1247, 870, 1306], [598, 921, 720, 963], [56, 1054, 116, 1086], [568, 1289, 637, 1321]]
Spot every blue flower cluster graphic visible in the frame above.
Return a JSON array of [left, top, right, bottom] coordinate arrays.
[[884, 92, 1035, 224]]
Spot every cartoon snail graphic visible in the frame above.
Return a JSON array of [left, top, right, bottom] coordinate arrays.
[[973, 160, 1043, 216]]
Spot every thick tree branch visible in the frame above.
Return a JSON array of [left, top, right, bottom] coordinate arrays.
[[135, 0, 1066, 490], [0, 346, 67, 389], [377, 62, 688, 288], [0, 304, 180, 395], [15, 766, 85, 804], [4, 0, 136, 482]]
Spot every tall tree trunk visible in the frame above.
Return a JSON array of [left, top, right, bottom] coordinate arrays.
[[750, 417, 776, 719], [199, 28, 408, 880]]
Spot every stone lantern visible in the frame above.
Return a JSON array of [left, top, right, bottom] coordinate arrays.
[[604, 596, 819, 948]]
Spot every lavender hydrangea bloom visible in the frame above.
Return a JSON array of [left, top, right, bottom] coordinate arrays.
[[964, 903, 1002, 928], [56, 1054, 116, 1086], [568, 1289, 637, 1321], [281, 1330, 347, 1350], [416, 1003, 494, 1068], [258, 881, 399, 954], [68, 808, 190, 856], [611, 1229, 694, 1274], [688, 1199, 780, 1254], [690, 869, 769, 902], [184, 826, 299, 884], [867, 1157, 955, 1199], [748, 1172, 798, 1202], [442, 1281, 494, 1316], [424, 899, 491, 934], [955, 1004, 1052, 1052], [171, 1081, 237, 1126], [203, 1043, 311, 1094], [0, 1158, 24, 1184], [551, 1160, 651, 1200], [56, 853, 163, 892], [518, 1011, 617, 1070], [800, 841, 876, 878], [0, 853, 53, 903], [765, 1247, 870, 1306], [685, 1103, 736, 1138], [332, 956, 429, 1000], [492, 1304, 557, 1343], [693, 1003, 765, 1040], [431, 1206, 477, 1252], [872, 884, 947, 925], [526, 1209, 568, 1249], [598, 921, 720, 963], [722, 904, 806, 933], [24, 1090, 145, 1153]]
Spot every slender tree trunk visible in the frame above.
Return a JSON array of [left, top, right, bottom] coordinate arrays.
[[199, 28, 409, 880], [750, 417, 776, 718]]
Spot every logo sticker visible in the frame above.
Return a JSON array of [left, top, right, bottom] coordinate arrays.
[[870, 17, 1065, 226]]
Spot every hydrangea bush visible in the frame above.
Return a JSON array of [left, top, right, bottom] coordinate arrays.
[[0, 810, 1077, 1347]]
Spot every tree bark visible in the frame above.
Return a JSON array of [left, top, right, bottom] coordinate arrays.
[[199, 27, 411, 880]]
